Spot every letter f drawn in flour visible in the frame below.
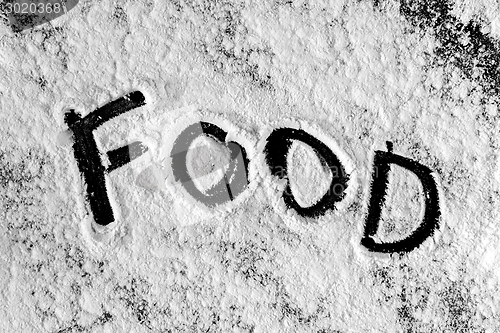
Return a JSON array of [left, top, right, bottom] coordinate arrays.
[[64, 91, 148, 226]]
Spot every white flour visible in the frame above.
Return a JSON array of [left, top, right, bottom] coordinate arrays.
[[1, 0, 500, 331]]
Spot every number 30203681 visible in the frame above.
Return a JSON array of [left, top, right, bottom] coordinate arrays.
[[1, 0, 65, 15]]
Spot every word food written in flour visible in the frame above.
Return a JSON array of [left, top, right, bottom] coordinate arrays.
[[64, 91, 440, 254]]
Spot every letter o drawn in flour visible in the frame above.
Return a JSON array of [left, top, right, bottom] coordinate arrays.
[[170, 121, 250, 207], [264, 128, 349, 218]]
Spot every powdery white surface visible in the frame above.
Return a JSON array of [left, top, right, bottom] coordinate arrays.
[[187, 136, 232, 193], [288, 141, 334, 208], [0, 0, 499, 332]]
